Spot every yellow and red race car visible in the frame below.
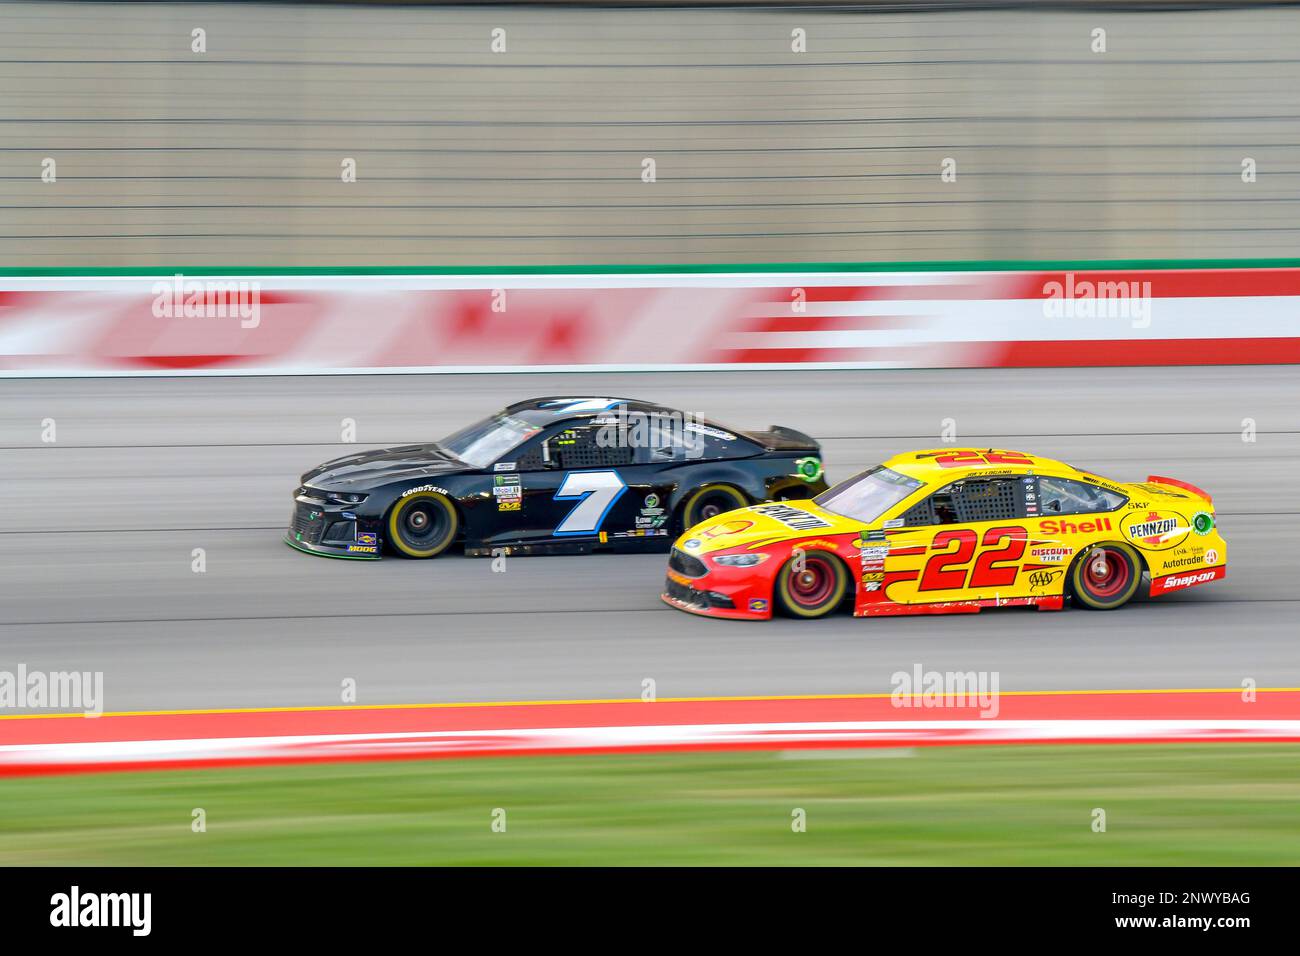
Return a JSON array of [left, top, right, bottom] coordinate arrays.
[[662, 448, 1226, 620]]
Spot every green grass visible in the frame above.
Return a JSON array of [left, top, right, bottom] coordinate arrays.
[[1, 745, 1298, 865]]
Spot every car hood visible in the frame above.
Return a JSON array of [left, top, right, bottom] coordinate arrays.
[[302, 444, 470, 489], [673, 500, 863, 556]]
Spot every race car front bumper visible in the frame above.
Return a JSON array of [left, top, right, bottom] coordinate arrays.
[[285, 493, 383, 559], [659, 548, 775, 620]]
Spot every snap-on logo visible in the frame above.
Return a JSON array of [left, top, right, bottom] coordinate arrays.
[[1163, 571, 1216, 589]]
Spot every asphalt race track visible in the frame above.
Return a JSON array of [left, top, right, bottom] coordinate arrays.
[[1, 365, 1296, 712]]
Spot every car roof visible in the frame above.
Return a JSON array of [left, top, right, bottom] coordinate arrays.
[[504, 396, 673, 418], [882, 448, 1102, 486], [500, 397, 758, 445]]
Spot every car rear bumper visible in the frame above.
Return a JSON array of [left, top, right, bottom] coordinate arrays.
[[1149, 563, 1225, 594]]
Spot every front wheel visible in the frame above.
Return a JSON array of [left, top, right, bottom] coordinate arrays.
[[1069, 542, 1141, 610], [774, 551, 849, 619], [387, 491, 459, 558]]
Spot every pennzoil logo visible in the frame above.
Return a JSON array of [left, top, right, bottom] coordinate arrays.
[[1121, 509, 1189, 551]]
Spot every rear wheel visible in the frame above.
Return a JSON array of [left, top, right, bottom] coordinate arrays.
[[679, 483, 748, 531], [1069, 542, 1141, 610], [774, 551, 848, 619], [387, 491, 459, 558]]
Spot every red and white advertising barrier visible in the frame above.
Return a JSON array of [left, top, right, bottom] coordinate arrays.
[[1, 266, 1298, 375], [2, 691, 1296, 776]]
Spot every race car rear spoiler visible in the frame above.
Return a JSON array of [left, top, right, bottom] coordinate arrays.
[[1147, 474, 1213, 505], [742, 425, 820, 452]]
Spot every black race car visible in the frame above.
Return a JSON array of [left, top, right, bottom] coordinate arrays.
[[285, 396, 828, 559]]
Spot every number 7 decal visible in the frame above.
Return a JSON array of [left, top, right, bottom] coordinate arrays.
[[553, 470, 627, 536]]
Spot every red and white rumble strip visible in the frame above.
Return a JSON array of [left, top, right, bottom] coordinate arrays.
[[2, 267, 1299, 375], [1, 691, 1296, 776]]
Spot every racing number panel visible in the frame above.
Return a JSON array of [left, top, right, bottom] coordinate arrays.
[[877, 475, 1057, 604], [553, 470, 629, 536], [474, 424, 676, 549]]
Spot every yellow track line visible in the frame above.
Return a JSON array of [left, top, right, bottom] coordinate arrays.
[[2, 687, 1297, 721]]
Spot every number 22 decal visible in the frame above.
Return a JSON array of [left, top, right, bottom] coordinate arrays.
[[917, 526, 1027, 591], [933, 451, 1034, 469], [553, 470, 627, 536]]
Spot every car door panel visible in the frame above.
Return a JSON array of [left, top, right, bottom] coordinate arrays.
[[880, 477, 1034, 605]]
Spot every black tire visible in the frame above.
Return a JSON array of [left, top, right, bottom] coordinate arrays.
[[678, 483, 748, 531], [1069, 542, 1142, 610], [773, 551, 849, 619], [387, 491, 459, 558]]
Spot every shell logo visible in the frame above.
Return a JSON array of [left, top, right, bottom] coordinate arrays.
[[699, 519, 754, 539]]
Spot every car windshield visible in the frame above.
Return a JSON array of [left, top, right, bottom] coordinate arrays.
[[814, 466, 924, 523], [438, 414, 542, 470]]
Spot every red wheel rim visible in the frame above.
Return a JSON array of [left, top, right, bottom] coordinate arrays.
[[1084, 548, 1131, 598], [789, 556, 836, 606]]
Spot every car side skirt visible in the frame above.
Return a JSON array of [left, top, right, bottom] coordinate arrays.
[[855, 594, 1064, 616]]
